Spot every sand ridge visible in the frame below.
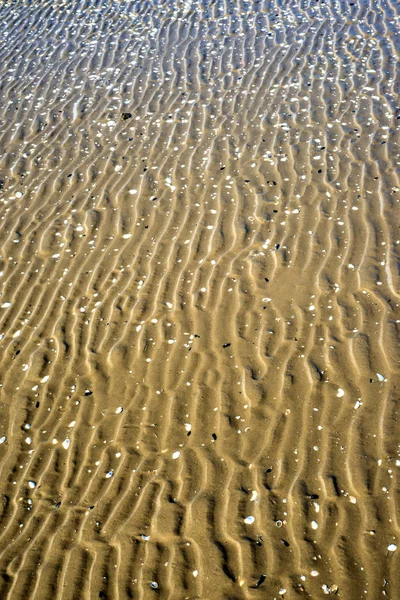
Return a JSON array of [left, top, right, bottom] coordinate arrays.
[[0, 0, 399, 598]]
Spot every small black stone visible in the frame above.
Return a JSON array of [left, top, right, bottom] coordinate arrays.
[[254, 574, 266, 588]]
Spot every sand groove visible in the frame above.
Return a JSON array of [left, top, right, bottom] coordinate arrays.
[[0, 0, 399, 598]]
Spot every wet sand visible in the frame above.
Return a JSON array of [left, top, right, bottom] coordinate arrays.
[[0, 0, 399, 598]]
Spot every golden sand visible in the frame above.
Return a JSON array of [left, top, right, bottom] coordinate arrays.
[[0, 0, 399, 598]]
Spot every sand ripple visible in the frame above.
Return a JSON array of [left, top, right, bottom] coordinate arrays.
[[0, 0, 399, 598]]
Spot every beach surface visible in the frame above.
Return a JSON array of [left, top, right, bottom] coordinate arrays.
[[0, 0, 399, 598]]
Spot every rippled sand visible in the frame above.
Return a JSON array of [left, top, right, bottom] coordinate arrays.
[[0, 0, 399, 598]]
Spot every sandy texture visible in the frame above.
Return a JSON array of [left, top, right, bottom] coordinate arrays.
[[0, 0, 399, 598]]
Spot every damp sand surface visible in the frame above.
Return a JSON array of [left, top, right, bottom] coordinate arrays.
[[0, 0, 399, 598]]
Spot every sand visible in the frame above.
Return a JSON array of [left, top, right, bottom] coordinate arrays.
[[0, 0, 399, 598]]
